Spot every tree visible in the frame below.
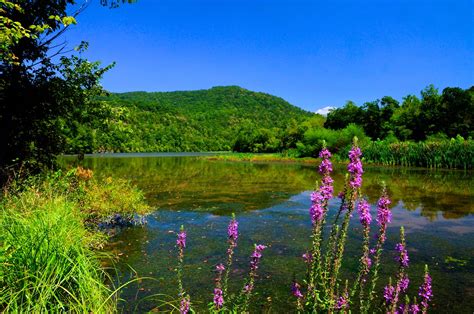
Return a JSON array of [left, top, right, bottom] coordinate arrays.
[[0, 1, 111, 181], [440, 87, 474, 138], [324, 101, 364, 130], [361, 100, 381, 139]]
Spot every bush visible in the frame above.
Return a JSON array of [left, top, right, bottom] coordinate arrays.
[[296, 123, 369, 157]]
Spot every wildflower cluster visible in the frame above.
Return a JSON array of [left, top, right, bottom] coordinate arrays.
[[291, 137, 433, 313], [166, 137, 434, 313], [173, 215, 267, 313]]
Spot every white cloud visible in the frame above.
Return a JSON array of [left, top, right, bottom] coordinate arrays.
[[315, 106, 335, 116]]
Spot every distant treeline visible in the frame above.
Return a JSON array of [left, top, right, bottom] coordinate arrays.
[[325, 85, 473, 141], [61, 85, 473, 168]]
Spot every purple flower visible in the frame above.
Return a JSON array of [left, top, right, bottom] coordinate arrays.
[[395, 243, 409, 268], [213, 288, 224, 309], [177, 230, 186, 248], [383, 284, 395, 305], [250, 244, 267, 271], [319, 148, 332, 159], [243, 284, 253, 293], [357, 199, 372, 227], [419, 271, 433, 310], [319, 157, 333, 174], [347, 146, 363, 189], [365, 256, 372, 268], [291, 282, 303, 299], [180, 296, 190, 314], [410, 304, 420, 313], [338, 191, 345, 199], [216, 263, 225, 272], [400, 275, 410, 292], [310, 201, 324, 225], [302, 252, 313, 264], [228, 217, 239, 243], [376, 194, 392, 227], [335, 293, 349, 310], [369, 248, 376, 255], [309, 148, 334, 224]]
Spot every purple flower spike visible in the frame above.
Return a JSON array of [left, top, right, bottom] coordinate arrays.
[[419, 270, 433, 311], [250, 244, 267, 271], [216, 263, 225, 272], [309, 147, 334, 225], [302, 252, 313, 264], [376, 194, 392, 227], [395, 243, 409, 268], [400, 275, 410, 292], [410, 304, 420, 313], [291, 282, 303, 299], [177, 230, 186, 248], [319, 148, 332, 159], [213, 288, 224, 309], [180, 296, 190, 314], [383, 284, 395, 305], [347, 145, 363, 189], [228, 218, 239, 242], [357, 199, 372, 227], [310, 201, 324, 225], [335, 293, 349, 310], [319, 156, 333, 174]]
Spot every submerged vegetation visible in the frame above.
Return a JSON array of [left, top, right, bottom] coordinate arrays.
[[0, 168, 150, 312]]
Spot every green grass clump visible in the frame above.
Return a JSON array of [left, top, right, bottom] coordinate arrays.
[[0, 168, 152, 312], [0, 192, 114, 312], [362, 137, 474, 169]]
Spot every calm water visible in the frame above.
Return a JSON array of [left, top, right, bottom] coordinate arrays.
[[63, 154, 474, 313]]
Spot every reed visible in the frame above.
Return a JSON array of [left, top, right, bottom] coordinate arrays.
[[362, 138, 473, 169]]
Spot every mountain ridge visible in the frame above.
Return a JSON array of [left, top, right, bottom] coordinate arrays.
[[66, 86, 316, 153]]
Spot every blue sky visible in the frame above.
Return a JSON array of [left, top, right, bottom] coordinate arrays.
[[66, 0, 473, 112]]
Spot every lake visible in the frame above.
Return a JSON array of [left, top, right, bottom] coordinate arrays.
[[64, 153, 474, 313]]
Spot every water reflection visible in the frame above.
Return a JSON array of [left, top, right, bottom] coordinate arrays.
[[62, 155, 473, 220], [60, 155, 474, 313]]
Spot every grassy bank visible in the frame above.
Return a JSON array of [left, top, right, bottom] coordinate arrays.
[[206, 153, 319, 164], [0, 168, 150, 312], [206, 139, 474, 170]]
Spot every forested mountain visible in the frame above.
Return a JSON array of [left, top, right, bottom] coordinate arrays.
[[64, 86, 314, 153]]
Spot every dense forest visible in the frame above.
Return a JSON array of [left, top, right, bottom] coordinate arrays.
[[63, 86, 314, 153], [62, 85, 473, 160]]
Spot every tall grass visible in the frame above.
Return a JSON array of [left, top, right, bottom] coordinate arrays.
[[1, 192, 114, 312], [362, 138, 473, 169], [0, 167, 151, 312]]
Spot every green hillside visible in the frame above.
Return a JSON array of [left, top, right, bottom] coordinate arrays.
[[63, 86, 314, 153]]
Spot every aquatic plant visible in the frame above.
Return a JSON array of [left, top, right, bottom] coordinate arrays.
[[292, 137, 433, 313], [174, 216, 267, 313], [175, 226, 190, 314], [362, 137, 473, 169]]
